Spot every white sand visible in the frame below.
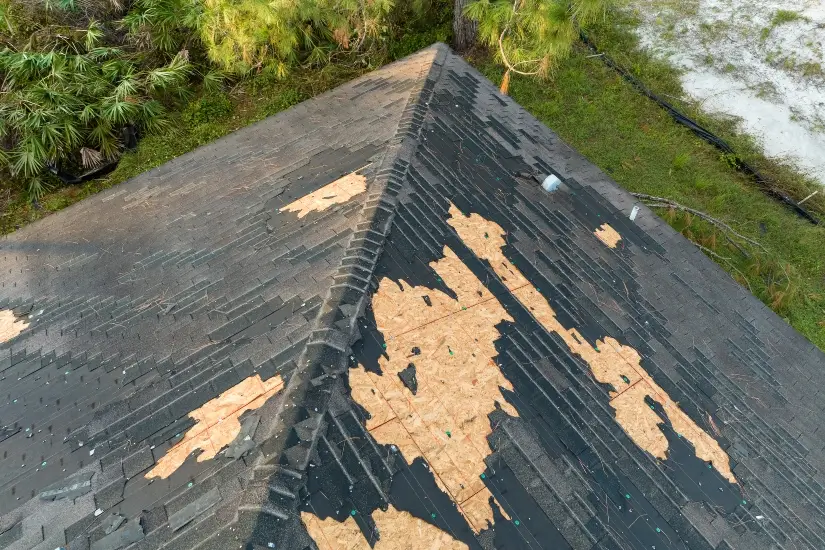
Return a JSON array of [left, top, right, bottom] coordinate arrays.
[[630, 0, 825, 185]]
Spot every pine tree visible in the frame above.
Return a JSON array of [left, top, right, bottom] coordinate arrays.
[[463, 0, 614, 91], [199, 0, 400, 75]]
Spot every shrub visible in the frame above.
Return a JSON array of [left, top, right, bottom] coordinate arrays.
[[0, 23, 190, 198]]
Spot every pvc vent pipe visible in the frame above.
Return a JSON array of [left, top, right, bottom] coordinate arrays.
[[541, 174, 562, 192]]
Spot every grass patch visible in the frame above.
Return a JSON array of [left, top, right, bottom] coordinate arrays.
[[471, 13, 825, 349], [762, 9, 808, 40], [771, 9, 805, 27]]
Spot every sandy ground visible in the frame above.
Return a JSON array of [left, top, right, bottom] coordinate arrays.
[[629, 0, 825, 185]]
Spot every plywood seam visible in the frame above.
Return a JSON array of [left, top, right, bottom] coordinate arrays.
[[363, 361, 486, 515], [382, 281, 531, 339], [456, 486, 488, 507], [365, 416, 398, 433], [608, 375, 645, 400]]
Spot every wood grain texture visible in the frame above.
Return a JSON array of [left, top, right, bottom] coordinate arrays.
[[146, 374, 284, 479], [280, 172, 367, 219], [447, 205, 736, 484], [0, 310, 27, 343]]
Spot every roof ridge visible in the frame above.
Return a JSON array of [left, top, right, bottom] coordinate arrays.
[[231, 43, 450, 546]]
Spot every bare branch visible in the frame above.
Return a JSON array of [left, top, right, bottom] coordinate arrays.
[[632, 193, 768, 254]]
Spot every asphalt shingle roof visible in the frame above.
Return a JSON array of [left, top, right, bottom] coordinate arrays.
[[1, 43, 824, 550]]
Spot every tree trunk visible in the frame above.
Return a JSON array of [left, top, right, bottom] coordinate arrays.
[[453, 0, 478, 52]]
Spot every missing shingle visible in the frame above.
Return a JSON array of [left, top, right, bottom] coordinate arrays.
[[349, 240, 520, 533], [447, 203, 736, 484], [145, 374, 284, 479], [594, 223, 622, 248], [303, 507, 466, 550], [0, 310, 29, 343], [280, 171, 367, 219]]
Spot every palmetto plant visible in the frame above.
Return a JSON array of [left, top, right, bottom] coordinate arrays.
[[0, 22, 190, 198], [122, 0, 204, 58]]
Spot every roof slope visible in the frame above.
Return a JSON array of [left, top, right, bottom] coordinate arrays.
[[2, 43, 825, 550]]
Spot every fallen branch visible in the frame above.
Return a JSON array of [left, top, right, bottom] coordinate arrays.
[[695, 243, 753, 292], [631, 193, 768, 255]]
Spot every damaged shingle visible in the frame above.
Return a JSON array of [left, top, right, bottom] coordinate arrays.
[[224, 415, 260, 459], [90, 519, 144, 550], [168, 487, 221, 531], [398, 363, 418, 395], [39, 471, 94, 501]]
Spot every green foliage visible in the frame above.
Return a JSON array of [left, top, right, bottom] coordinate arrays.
[[465, 0, 615, 78], [771, 9, 804, 27], [0, 25, 190, 198], [475, 12, 825, 348], [182, 94, 232, 124], [123, 0, 204, 58], [199, 0, 403, 75]]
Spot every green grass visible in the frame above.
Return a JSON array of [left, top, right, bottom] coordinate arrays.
[[762, 9, 808, 40], [471, 15, 825, 350], [771, 9, 805, 27]]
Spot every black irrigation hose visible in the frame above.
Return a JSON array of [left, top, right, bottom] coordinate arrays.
[[580, 32, 820, 225]]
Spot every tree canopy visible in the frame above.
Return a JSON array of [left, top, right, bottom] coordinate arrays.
[[0, 0, 613, 198]]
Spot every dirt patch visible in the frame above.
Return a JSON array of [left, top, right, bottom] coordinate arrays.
[[631, 0, 825, 185]]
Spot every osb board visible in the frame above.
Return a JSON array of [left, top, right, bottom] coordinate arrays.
[[594, 223, 622, 248], [146, 374, 284, 479], [447, 205, 736, 484], [350, 241, 520, 532], [0, 310, 28, 343], [302, 507, 469, 550], [372, 246, 497, 338], [445, 206, 529, 290], [280, 172, 367, 218]]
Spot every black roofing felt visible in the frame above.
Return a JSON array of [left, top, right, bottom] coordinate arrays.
[[1, 43, 825, 550]]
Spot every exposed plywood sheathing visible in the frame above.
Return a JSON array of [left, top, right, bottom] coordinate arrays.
[[302, 507, 469, 550], [146, 374, 284, 479], [280, 172, 367, 218], [0, 310, 28, 343], [350, 243, 519, 533], [447, 205, 736, 484], [594, 223, 622, 248]]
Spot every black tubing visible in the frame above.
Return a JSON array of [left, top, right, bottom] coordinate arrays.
[[580, 32, 819, 225]]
